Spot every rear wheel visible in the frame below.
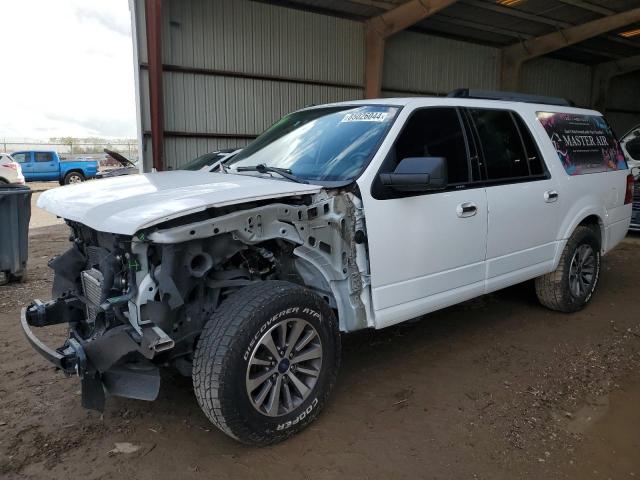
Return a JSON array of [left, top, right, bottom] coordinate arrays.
[[63, 171, 84, 185], [535, 226, 601, 313], [193, 281, 341, 445]]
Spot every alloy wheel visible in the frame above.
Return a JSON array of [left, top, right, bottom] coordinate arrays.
[[245, 318, 323, 417], [568, 244, 596, 298]]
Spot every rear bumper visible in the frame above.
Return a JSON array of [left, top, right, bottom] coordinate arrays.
[[21, 297, 163, 411]]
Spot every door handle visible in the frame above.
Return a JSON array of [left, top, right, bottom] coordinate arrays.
[[456, 202, 477, 218], [544, 190, 559, 203]]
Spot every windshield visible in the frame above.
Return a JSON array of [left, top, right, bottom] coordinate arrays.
[[227, 105, 399, 182]]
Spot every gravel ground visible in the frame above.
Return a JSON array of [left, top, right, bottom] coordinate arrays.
[[0, 191, 639, 479]]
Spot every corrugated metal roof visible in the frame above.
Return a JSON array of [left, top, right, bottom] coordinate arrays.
[[263, 0, 640, 64]]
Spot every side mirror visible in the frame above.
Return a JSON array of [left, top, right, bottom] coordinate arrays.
[[379, 157, 447, 192]]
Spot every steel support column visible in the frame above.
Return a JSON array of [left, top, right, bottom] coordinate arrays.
[[145, 0, 164, 171], [500, 7, 640, 91], [364, 0, 458, 98]]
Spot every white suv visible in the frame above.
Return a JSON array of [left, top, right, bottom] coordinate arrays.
[[0, 153, 25, 185], [22, 90, 633, 445]]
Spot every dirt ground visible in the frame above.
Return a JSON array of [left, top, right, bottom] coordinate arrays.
[[1, 192, 639, 479]]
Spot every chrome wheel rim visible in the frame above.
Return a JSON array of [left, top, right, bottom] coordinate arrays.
[[569, 244, 596, 298], [246, 318, 322, 417], [68, 174, 82, 183]]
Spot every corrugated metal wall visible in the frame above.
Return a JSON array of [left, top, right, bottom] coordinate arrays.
[[162, 0, 363, 85], [380, 30, 594, 108], [381, 31, 499, 95], [520, 57, 592, 107], [606, 72, 640, 136], [133, 0, 636, 170]]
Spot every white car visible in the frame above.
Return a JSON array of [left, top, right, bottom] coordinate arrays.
[[0, 153, 25, 185], [620, 125, 640, 231], [621, 124, 640, 169], [22, 90, 633, 444]]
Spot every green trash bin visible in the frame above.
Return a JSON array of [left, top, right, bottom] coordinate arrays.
[[0, 184, 32, 284]]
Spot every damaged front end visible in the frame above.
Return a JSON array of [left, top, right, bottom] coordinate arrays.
[[22, 224, 170, 410], [22, 190, 372, 411]]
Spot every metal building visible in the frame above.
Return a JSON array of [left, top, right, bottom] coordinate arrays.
[[129, 0, 640, 171]]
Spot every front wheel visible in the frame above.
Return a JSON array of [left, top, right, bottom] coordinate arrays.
[[535, 226, 601, 313], [63, 171, 84, 185], [193, 281, 341, 445]]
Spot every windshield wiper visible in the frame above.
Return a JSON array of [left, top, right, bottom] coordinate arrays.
[[235, 164, 308, 184]]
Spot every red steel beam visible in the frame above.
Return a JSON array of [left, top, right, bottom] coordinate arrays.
[[145, 0, 164, 171]]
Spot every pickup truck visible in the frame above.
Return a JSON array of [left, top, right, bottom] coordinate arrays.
[[10, 150, 98, 184], [22, 90, 633, 445]]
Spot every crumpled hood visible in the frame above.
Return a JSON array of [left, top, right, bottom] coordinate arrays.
[[37, 171, 322, 235]]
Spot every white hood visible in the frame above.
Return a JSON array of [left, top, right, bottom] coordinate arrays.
[[37, 171, 322, 235]]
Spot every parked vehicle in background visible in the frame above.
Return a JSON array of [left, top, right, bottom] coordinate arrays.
[[0, 153, 25, 185], [621, 125, 640, 232], [11, 151, 98, 185], [95, 149, 139, 179], [22, 91, 633, 445], [621, 124, 640, 169], [179, 148, 239, 171]]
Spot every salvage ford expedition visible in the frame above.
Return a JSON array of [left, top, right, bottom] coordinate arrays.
[[22, 90, 634, 445]]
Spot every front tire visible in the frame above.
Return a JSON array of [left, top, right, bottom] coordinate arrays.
[[535, 226, 601, 313], [63, 171, 84, 185], [193, 281, 341, 445]]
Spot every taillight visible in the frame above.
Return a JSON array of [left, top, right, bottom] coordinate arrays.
[[625, 174, 634, 205], [4, 162, 18, 171]]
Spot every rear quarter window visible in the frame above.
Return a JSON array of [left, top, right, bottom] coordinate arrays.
[[537, 112, 627, 175]]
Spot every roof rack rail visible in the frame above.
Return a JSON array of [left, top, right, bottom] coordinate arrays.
[[447, 88, 573, 107]]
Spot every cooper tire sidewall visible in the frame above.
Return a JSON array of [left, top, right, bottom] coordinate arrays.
[[220, 290, 338, 441]]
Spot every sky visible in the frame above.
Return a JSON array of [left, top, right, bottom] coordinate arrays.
[[0, 0, 137, 140]]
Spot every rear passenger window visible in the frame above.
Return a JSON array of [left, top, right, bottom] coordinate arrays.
[[468, 109, 528, 180], [513, 114, 545, 176], [35, 152, 53, 163]]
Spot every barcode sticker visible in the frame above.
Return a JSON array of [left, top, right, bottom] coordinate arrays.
[[341, 112, 388, 123]]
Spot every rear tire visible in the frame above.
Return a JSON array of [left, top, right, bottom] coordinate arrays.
[[193, 281, 341, 445], [535, 226, 601, 313], [63, 171, 84, 185]]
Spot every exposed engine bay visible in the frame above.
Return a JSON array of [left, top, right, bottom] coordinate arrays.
[[22, 190, 371, 409]]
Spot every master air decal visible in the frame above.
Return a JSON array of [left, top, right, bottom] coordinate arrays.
[[537, 112, 627, 175]]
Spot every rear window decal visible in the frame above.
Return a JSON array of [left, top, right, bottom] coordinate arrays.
[[537, 112, 627, 175]]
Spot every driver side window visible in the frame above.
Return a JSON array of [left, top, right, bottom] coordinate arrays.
[[373, 107, 470, 199]]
